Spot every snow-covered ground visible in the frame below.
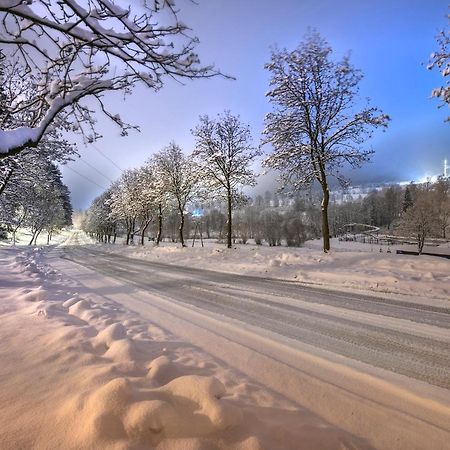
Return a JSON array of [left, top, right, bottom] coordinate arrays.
[[1, 232, 449, 449], [88, 236, 450, 301], [0, 228, 72, 247], [0, 246, 374, 450]]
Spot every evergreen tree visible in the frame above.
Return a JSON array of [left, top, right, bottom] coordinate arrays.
[[403, 186, 414, 212]]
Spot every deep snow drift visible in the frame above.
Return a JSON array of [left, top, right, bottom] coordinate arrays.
[[0, 247, 372, 450]]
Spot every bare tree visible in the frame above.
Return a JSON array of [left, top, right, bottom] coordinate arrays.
[[428, 9, 449, 121], [153, 143, 199, 247], [0, 0, 219, 158], [400, 189, 439, 254], [263, 32, 389, 252], [109, 169, 141, 245], [192, 111, 261, 248], [433, 176, 450, 238]]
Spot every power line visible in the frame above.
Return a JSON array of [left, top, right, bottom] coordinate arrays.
[[91, 142, 124, 173], [65, 165, 107, 190], [78, 157, 115, 183]]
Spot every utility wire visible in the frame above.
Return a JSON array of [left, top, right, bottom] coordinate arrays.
[[91, 142, 124, 172], [65, 165, 107, 190], [78, 157, 115, 183]]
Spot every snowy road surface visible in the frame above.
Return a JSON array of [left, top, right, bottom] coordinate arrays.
[[59, 244, 450, 390]]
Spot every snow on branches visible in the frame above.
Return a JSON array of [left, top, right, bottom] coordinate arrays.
[[152, 142, 200, 246], [192, 111, 261, 248], [262, 32, 389, 252], [428, 9, 449, 121], [0, 0, 219, 157]]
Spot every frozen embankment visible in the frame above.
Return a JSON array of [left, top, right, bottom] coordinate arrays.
[[0, 247, 377, 450]]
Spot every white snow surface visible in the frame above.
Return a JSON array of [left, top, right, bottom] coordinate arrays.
[[0, 245, 374, 450], [0, 127, 39, 154], [1, 233, 449, 449], [90, 237, 450, 301]]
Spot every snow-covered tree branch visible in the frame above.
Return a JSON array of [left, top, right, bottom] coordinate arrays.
[[428, 9, 449, 121], [0, 0, 220, 157]]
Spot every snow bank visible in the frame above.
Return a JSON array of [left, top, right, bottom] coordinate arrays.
[[89, 237, 450, 300], [0, 247, 370, 449]]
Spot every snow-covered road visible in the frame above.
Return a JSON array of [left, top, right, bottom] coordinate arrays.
[[60, 244, 450, 390], [37, 232, 450, 450]]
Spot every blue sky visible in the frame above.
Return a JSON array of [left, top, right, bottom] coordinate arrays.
[[61, 0, 450, 209]]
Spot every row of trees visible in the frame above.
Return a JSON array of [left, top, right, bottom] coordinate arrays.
[[82, 185, 324, 248], [83, 111, 261, 248], [83, 176, 450, 253], [0, 157, 72, 245], [83, 32, 391, 252], [0, 2, 447, 252]]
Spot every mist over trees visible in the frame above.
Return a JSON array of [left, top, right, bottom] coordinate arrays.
[[81, 156, 450, 254]]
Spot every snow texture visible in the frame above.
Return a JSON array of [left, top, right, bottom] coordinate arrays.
[[0, 243, 372, 450]]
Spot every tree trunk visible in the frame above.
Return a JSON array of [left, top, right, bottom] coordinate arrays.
[[320, 183, 331, 253], [418, 232, 425, 255], [33, 228, 42, 245], [226, 187, 232, 249], [130, 218, 135, 244], [29, 230, 37, 246], [156, 203, 163, 246], [178, 202, 186, 247], [140, 219, 151, 246]]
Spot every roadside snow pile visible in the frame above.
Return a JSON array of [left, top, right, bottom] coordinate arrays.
[[0, 248, 371, 450], [92, 237, 450, 300]]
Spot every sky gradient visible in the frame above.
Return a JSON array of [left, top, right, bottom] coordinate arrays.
[[60, 0, 450, 210]]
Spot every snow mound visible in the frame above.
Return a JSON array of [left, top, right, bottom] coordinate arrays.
[[104, 338, 137, 363], [158, 375, 243, 433], [62, 296, 83, 308], [147, 354, 182, 385], [94, 322, 128, 348]]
